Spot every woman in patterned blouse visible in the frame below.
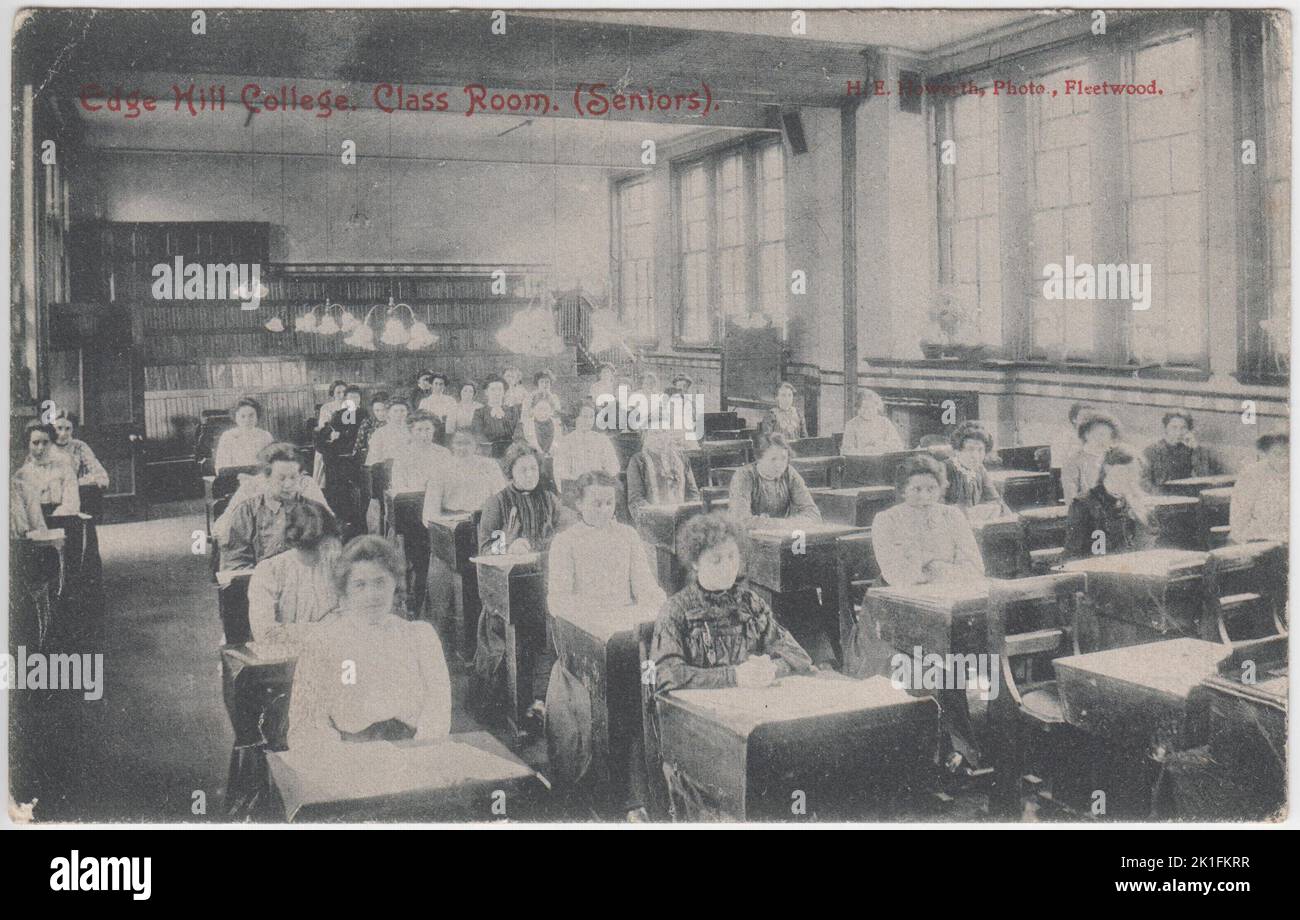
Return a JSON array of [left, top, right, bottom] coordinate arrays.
[[759, 381, 809, 441]]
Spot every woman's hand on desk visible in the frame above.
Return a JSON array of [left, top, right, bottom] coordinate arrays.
[[735, 655, 778, 688]]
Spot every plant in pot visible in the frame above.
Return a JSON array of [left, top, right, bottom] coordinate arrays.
[[922, 285, 985, 361]]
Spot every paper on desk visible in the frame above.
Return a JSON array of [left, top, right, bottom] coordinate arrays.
[[673, 674, 914, 723], [470, 551, 543, 569], [1057, 548, 1207, 575], [429, 513, 473, 526], [269, 739, 535, 821]]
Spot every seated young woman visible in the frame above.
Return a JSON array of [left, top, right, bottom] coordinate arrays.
[[476, 442, 563, 555], [215, 397, 275, 473], [727, 432, 822, 529], [626, 428, 700, 520], [840, 389, 904, 455], [422, 428, 507, 521], [473, 442, 565, 734], [1230, 434, 1289, 544], [12, 420, 80, 526], [651, 511, 814, 693], [552, 400, 620, 494], [247, 500, 342, 646], [286, 536, 451, 751], [547, 471, 665, 619], [221, 443, 337, 571], [389, 412, 451, 617], [759, 381, 809, 441], [1061, 412, 1121, 504], [363, 397, 411, 468], [1141, 410, 1225, 493], [1065, 446, 1157, 558], [51, 410, 111, 491], [944, 420, 1009, 522], [871, 454, 985, 587], [516, 390, 565, 491], [445, 381, 484, 436], [470, 377, 520, 455]]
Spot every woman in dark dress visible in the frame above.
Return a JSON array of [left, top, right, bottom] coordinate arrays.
[[1065, 446, 1158, 558]]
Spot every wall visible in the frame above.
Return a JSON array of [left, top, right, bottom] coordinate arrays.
[[74, 153, 611, 294]]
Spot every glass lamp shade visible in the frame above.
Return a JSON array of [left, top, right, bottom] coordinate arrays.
[[264, 317, 286, 333], [406, 321, 437, 350], [339, 310, 358, 331], [295, 312, 318, 333], [317, 314, 340, 335], [344, 324, 375, 350], [381, 316, 409, 346]]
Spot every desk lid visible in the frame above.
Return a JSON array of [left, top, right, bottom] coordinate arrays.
[[868, 579, 990, 608], [471, 551, 543, 570], [669, 674, 927, 735], [268, 734, 535, 821], [1054, 638, 1230, 701], [1057, 548, 1207, 576]]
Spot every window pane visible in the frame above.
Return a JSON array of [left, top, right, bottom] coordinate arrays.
[[616, 178, 656, 337], [1030, 63, 1096, 358], [947, 93, 1002, 346], [1126, 33, 1205, 365]]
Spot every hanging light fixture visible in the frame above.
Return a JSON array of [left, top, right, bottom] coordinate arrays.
[[346, 296, 438, 351], [264, 316, 285, 333], [497, 288, 565, 356], [290, 299, 354, 335]]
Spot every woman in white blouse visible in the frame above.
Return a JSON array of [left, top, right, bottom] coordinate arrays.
[[247, 501, 343, 645], [871, 454, 985, 587], [11, 421, 80, 529], [445, 381, 484, 434], [214, 398, 275, 472], [287, 536, 452, 750]]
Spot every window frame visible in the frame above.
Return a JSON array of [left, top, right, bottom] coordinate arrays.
[[669, 135, 787, 348], [932, 12, 1218, 371], [611, 174, 658, 342]]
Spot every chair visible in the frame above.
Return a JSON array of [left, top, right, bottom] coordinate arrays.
[[1201, 542, 1288, 643], [1196, 487, 1232, 550], [986, 573, 1086, 813]]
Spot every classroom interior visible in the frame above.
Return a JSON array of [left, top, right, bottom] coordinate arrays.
[[8, 9, 1291, 823]]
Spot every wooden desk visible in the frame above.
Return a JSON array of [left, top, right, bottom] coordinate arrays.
[[789, 435, 837, 457], [789, 454, 845, 488], [1051, 638, 1230, 819], [474, 553, 548, 739], [1194, 637, 1286, 803], [268, 732, 541, 822], [971, 515, 1030, 579], [810, 486, 895, 527], [1018, 504, 1068, 549], [550, 604, 657, 803], [220, 643, 297, 815], [866, 581, 991, 657], [1149, 494, 1201, 550], [1161, 473, 1236, 498], [993, 444, 1048, 472], [1055, 638, 1230, 756], [428, 513, 481, 658], [1197, 486, 1233, 548], [1057, 548, 1210, 649], [841, 450, 927, 488], [656, 674, 938, 820], [746, 522, 865, 666], [987, 469, 1054, 511], [700, 486, 729, 513], [635, 501, 708, 593]]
